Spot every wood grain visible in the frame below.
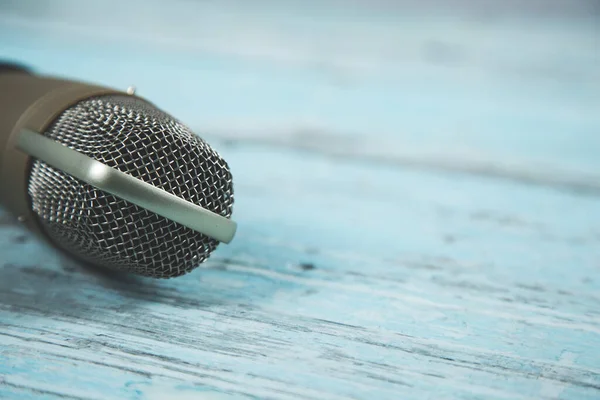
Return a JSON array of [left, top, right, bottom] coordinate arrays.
[[1, 1, 599, 399]]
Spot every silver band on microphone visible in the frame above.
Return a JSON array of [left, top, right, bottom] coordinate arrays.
[[17, 129, 237, 244]]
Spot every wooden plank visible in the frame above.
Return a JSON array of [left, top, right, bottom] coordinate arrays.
[[1, 1, 599, 399], [2, 143, 600, 399]]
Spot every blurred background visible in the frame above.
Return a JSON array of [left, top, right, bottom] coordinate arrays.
[[0, 0, 598, 187]]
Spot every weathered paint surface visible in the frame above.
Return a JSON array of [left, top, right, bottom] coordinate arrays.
[[1, 1, 599, 399]]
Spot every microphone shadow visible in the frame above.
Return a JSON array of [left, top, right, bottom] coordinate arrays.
[[0, 220, 285, 326], [0, 250, 259, 322]]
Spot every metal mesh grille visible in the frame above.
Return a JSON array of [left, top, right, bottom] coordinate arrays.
[[27, 95, 234, 278]]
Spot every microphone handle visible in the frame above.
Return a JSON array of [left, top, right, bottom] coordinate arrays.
[[0, 67, 121, 233]]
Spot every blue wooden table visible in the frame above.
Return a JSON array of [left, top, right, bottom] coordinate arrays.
[[1, 1, 599, 399]]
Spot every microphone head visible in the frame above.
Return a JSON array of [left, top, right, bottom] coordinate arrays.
[[26, 95, 234, 278]]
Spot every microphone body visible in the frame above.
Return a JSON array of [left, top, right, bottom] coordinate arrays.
[[0, 65, 236, 278], [0, 68, 116, 235]]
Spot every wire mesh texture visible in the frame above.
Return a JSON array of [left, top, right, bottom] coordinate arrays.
[[27, 95, 234, 278]]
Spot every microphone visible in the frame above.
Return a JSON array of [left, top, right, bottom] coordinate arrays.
[[0, 62, 236, 278]]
